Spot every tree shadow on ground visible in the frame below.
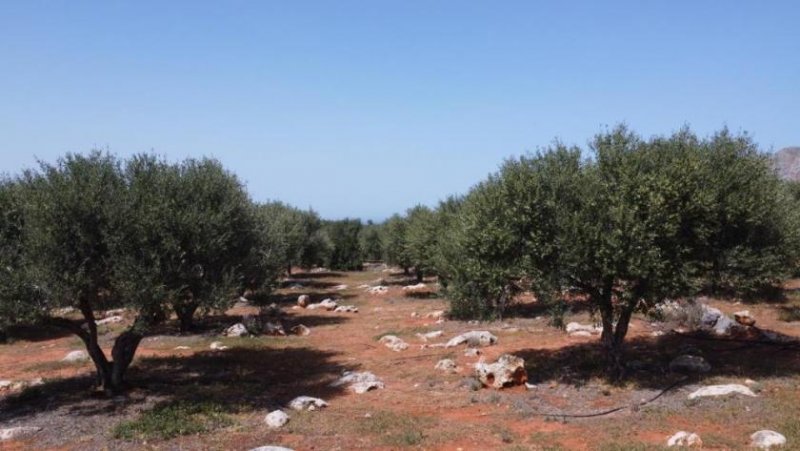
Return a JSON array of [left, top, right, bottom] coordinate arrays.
[[515, 329, 800, 390], [1, 324, 75, 343], [0, 345, 353, 423]]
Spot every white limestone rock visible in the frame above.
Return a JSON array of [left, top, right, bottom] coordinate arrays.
[[330, 371, 385, 394], [224, 323, 249, 337], [750, 430, 786, 449], [687, 384, 756, 400], [415, 330, 444, 341], [667, 431, 702, 447], [379, 335, 409, 352], [446, 331, 497, 348], [288, 396, 328, 411], [0, 427, 42, 441], [210, 341, 229, 351], [264, 410, 290, 428], [474, 354, 528, 389], [62, 350, 89, 362], [435, 359, 458, 373]]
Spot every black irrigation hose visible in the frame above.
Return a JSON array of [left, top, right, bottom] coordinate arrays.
[[526, 377, 688, 419]]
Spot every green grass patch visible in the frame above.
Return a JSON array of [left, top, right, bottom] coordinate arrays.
[[355, 411, 430, 447], [113, 401, 233, 441]]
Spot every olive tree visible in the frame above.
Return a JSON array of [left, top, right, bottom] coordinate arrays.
[[158, 157, 263, 332], [10, 152, 147, 392], [446, 126, 797, 379]]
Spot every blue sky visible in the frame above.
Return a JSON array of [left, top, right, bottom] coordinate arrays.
[[1, 1, 798, 220]]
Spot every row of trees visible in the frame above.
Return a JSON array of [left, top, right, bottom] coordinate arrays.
[[382, 126, 800, 378]]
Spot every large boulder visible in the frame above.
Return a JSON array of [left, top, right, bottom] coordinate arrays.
[[667, 431, 702, 447], [446, 331, 497, 348], [264, 410, 290, 428], [287, 396, 328, 411], [330, 371, 385, 394], [669, 355, 711, 374], [474, 354, 527, 389], [687, 384, 756, 400], [750, 430, 787, 449]]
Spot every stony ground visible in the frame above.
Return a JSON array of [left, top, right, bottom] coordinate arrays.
[[1, 269, 799, 450]]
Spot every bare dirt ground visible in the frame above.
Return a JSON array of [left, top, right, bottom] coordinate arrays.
[[1, 269, 799, 450]]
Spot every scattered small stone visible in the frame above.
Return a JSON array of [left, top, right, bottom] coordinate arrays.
[[734, 310, 756, 327], [379, 335, 409, 352], [459, 376, 483, 391], [290, 324, 311, 336], [332, 284, 348, 290], [474, 354, 527, 389], [334, 305, 359, 313], [224, 323, 249, 337], [173, 346, 191, 350], [410, 312, 419, 318], [367, 286, 389, 295], [464, 348, 481, 357], [264, 410, 290, 428], [0, 380, 12, 391], [435, 359, 458, 373], [446, 331, 498, 348], [288, 396, 328, 411], [687, 384, 756, 400], [667, 431, 702, 447], [426, 310, 445, 320], [0, 427, 42, 441], [525, 382, 537, 390], [210, 341, 229, 351], [62, 350, 89, 362], [750, 430, 786, 449], [330, 371, 385, 394], [297, 295, 310, 307], [415, 330, 443, 341], [357, 284, 371, 289], [263, 322, 286, 336], [250, 446, 295, 451], [669, 355, 711, 374]]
